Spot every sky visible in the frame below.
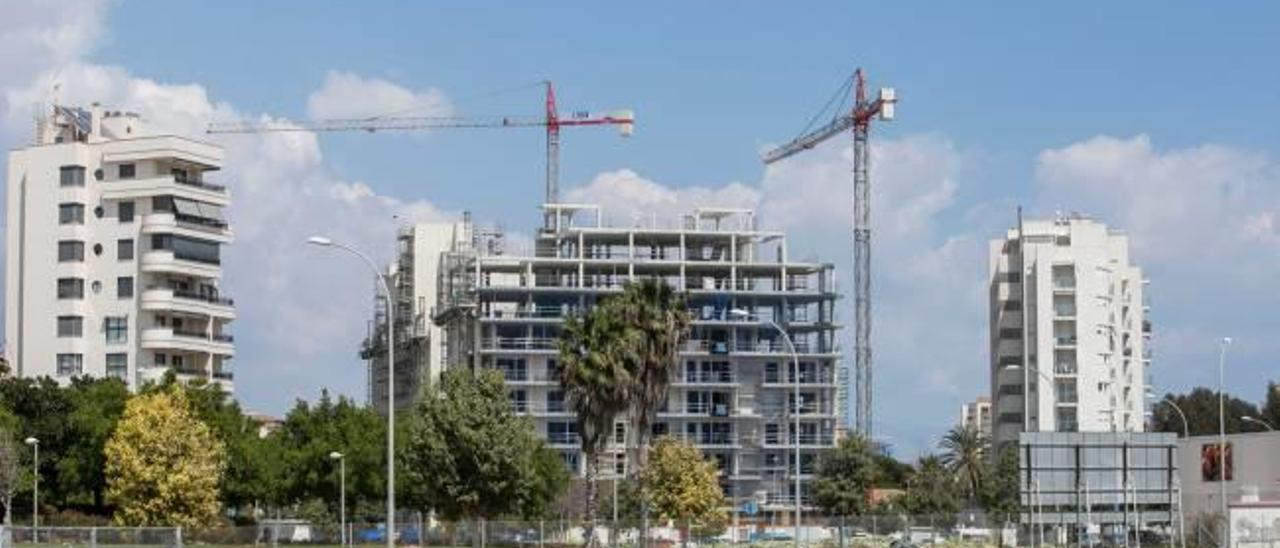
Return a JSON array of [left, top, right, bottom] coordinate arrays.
[[2, 1, 1279, 457]]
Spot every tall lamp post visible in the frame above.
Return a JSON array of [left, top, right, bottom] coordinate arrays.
[[23, 437, 38, 541], [309, 236, 395, 548], [730, 308, 801, 548], [1242, 416, 1276, 432], [330, 451, 347, 547], [1148, 389, 1188, 548], [1217, 337, 1231, 548]]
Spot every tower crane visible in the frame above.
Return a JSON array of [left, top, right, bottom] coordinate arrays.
[[762, 68, 897, 437], [207, 81, 635, 204]]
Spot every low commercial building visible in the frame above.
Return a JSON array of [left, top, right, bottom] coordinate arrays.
[[1177, 431, 1280, 519], [1019, 431, 1178, 544]]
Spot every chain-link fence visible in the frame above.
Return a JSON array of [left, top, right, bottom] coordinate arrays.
[[0, 515, 1185, 548]]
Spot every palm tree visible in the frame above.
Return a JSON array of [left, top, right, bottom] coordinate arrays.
[[939, 425, 988, 502], [615, 279, 692, 471], [614, 279, 691, 547], [558, 304, 636, 548]]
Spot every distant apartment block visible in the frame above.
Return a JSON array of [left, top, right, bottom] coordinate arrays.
[[5, 105, 235, 391], [961, 396, 993, 439], [989, 215, 1149, 446], [433, 203, 844, 509], [362, 220, 469, 414]]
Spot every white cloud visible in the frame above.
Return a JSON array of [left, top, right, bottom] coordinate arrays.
[[306, 70, 452, 120], [0, 0, 107, 117], [564, 169, 760, 227]]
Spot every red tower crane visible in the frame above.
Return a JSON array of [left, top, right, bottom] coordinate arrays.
[[207, 81, 635, 204]]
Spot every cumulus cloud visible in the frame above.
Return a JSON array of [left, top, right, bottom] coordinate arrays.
[[306, 70, 452, 120], [564, 169, 760, 227]]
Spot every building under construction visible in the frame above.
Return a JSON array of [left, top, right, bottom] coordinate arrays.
[[434, 203, 844, 509]]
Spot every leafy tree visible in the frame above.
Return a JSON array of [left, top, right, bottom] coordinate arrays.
[[1262, 382, 1280, 430], [902, 455, 961, 517], [939, 425, 987, 502], [276, 391, 385, 519], [104, 386, 226, 527], [400, 369, 561, 522], [1151, 388, 1264, 436], [978, 445, 1020, 529], [0, 421, 20, 525], [812, 435, 880, 516], [0, 377, 72, 505], [640, 437, 726, 543], [558, 300, 636, 544], [516, 443, 572, 519], [59, 378, 129, 512]]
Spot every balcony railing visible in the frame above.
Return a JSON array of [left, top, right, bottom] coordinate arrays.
[[213, 371, 234, 380], [174, 175, 226, 193], [482, 337, 558, 351], [660, 402, 734, 417], [148, 286, 234, 306], [763, 371, 835, 384], [679, 371, 734, 384]]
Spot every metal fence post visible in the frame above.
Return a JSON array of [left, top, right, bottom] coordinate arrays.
[[175, 526, 184, 548], [838, 516, 846, 548], [538, 520, 545, 548], [90, 526, 97, 548]]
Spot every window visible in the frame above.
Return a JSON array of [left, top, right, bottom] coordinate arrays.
[[57, 278, 84, 299], [509, 390, 528, 412], [1002, 300, 1023, 311], [104, 316, 128, 344], [155, 353, 167, 366], [172, 355, 184, 368], [117, 276, 134, 299], [59, 203, 85, 225], [58, 240, 85, 262], [150, 234, 220, 264], [614, 422, 626, 445], [118, 201, 135, 223], [118, 163, 136, 179], [117, 239, 134, 260], [59, 165, 86, 187], [547, 422, 578, 445], [57, 315, 83, 338], [106, 353, 128, 380], [998, 327, 1022, 340], [547, 390, 566, 413], [56, 353, 83, 376]]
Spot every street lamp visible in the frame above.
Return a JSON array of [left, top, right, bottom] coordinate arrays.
[[729, 308, 801, 548], [309, 236, 396, 548], [1242, 416, 1276, 432], [1217, 336, 1231, 548], [1146, 389, 1190, 438], [24, 437, 38, 540], [330, 451, 347, 547]]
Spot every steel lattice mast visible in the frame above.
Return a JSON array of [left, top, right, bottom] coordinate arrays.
[[763, 68, 896, 437]]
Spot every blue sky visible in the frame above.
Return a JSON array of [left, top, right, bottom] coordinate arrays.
[[3, 1, 1279, 456]]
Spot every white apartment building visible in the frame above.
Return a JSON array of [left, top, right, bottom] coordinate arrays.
[[435, 204, 843, 509], [989, 214, 1149, 446], [5, 105, 235, 391], [960, 396, 993, 440]]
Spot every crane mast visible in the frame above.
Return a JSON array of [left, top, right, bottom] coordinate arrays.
[[763, 69, 896, 438]]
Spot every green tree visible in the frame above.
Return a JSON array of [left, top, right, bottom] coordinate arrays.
[[0, 377, 72, 506], [1262, 382, 1280, 430], [104, 386, 226, 527], [812, 435, 880, 516], [902, 455, 961, 517], [979, 445, 1020, 531], [939, 425, 987, 502], [615, 280, 692, 470], [59, 377, 129, 513], [516, 443, 572, 519], [276, 391, 386, 520], [400, 368, 561, 522], [640, 437, 727, 543], [1151, 388, 1264, 436], [558, 303, 637, 545], [0, 420, 20, 525]]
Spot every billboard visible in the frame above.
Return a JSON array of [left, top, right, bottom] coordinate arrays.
[[1201, 442, 1235, 482]]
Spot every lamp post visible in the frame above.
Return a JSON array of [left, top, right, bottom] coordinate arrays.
[[1147, 389, 1187, 548], [1147, 390, 1190, 438], [730, 308, 801, 548], [330, 451, 346, 546], [1217, 337, 1231, 548], [1242, 416, 1276, 432], [309, 236, 395, 548], [23, 437, 38, 541]]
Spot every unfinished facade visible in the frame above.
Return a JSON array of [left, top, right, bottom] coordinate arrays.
[[435, 203, 843, 509]]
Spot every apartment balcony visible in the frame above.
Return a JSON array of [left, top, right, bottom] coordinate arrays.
[[513, 402, 573, 418], [140, 327, 235, 356], [680, 339, 835, 356], [762, 372, 837, 386], [140, 287, 235, 319], [480, 337, 558, 353], [673, 371, 735, 386], [668, 432, 740, 448], [141, 212, 233, 244], [498, 370, 559, 385], [658, 402, 736, 418], [757, 402, 838, 417], [761, 433, 836, 448], [141, 250, 221, 279], [1054, 336, 1078, 348], [99, 172, 229, 206]]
